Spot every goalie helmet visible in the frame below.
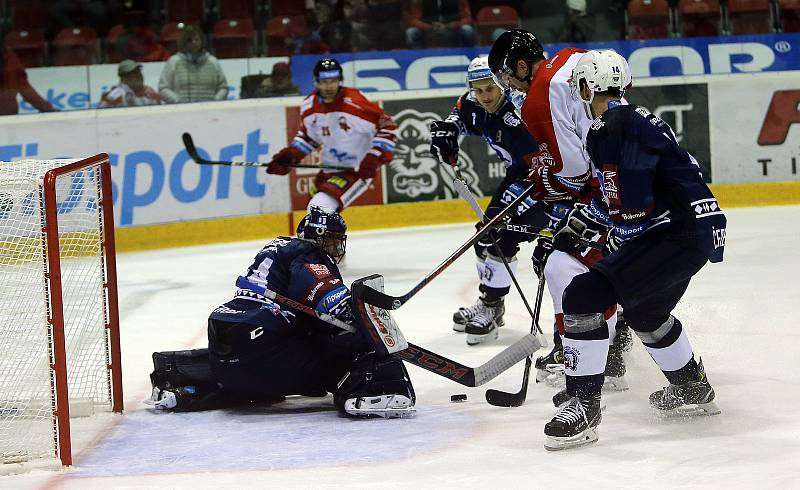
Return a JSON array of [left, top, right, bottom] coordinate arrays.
[[313, 58, 343, 81], [570, 49, 631, 117], [487, 29, 544, 90], [297, 205, 347, 263]]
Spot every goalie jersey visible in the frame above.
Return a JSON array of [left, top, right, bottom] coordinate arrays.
[[209, 237, 353, 337], [585, 104, 726, 263]]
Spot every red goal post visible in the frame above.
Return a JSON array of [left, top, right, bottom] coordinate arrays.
[[0, 154, 122, 470]]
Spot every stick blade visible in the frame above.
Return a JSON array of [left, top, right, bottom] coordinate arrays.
[[182, 132, 203, 163], [485, 388, 526, 407], [484, 357, 533, 407]]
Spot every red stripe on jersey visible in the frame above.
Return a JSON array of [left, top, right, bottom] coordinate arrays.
[[521, 47, 587, 174], [301, 87, 385, 125]]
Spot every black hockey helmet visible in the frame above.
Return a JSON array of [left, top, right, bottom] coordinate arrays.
[[487, 29, 544, 89], [297, 205, 347, 262], [313, 58, 343, 82]]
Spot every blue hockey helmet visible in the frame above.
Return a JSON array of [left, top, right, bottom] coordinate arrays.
[[297, 205, 347, 262]]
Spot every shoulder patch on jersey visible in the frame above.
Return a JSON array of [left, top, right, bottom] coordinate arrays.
[[634, 106, 651, 118], [590, 118, 605, 130], [502, 112, 520, 127], [305, 263, 332, 278]]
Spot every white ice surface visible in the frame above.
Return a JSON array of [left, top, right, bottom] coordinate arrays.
[[4, 205, 800, 489]]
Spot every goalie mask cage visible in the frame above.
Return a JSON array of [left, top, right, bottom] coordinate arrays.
[[0, 154, 122, 470]]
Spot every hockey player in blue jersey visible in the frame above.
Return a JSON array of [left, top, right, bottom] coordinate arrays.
[[147, 206, 415, 418], [429, 55, 549, 345], [543, 50, 724, 450]]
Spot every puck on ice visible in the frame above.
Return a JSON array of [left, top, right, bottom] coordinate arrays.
[[450, 394, 467, 402]]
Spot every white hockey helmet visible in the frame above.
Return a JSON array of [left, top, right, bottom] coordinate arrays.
[[570, 50, 631, 116], [466, 55, 495, 88]]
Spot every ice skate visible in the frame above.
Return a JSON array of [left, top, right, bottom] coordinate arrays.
[[464, 297, 503, 345], [146, 385, 195, 410], [544, 393, 602, 451], [650, 359, 720, 417], [535, 343, 565, 386], [453, 296, 504, 332], [342, 394, 416, 418]]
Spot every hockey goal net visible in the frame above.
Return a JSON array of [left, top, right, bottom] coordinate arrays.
[[0, 154, 122, 470]]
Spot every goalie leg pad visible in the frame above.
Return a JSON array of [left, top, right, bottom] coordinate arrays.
[[334, 354, 416, 418], [150, 348, 215, 390]]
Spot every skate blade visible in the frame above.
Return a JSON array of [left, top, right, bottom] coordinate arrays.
[[453, 322, 466, 333], [603, 376, 629, 392], [466, 328, 499, 345], [544, 427, 599, 451], [654, 401, 721, 418]]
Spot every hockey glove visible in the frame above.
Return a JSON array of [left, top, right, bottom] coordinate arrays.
[[531, 235, 553, 278], [552, 203, 607, 255], [267, 147, 304, 175], [358, 149, 384, 180], [429, 120, 460, 165]]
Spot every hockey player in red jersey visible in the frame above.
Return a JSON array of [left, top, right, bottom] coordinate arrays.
[[488, 29, 631, 394], [266, 58, 398, 212]]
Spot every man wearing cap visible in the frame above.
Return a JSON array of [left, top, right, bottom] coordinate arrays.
[[98, 59, 161, 108], [256, 62, 301, 98]]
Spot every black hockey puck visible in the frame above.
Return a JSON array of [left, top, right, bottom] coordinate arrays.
[[450, 394, 467, 402]]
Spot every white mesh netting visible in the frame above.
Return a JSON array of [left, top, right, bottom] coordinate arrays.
[[1, 158, 113, 466]]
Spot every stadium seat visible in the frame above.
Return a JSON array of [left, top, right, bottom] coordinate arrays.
[[678, 0, 721, 36], [780, 0, 800, 31], [212, 18, 256, 59], [626, 0, 673, 39], [264, 15, 307, 56], [160, 22, 188, 54], [4, 29, 47, 68], [105, 24, 127, 63], [475, 6, 522, 45], [727, 0, 773, 34], [52, 27, 98, 66], [9, 0, 49, 31], [218, 0, 257, 19], [270, 0, 306, 17], [166, 0, 206, 23]]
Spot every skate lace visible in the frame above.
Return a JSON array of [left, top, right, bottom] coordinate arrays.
[[460, 302, 484, 319], [471, 305, 496, 325], [553, 398, 586, 425]]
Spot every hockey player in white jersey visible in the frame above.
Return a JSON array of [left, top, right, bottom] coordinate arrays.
[[266, 58, 398, 212], [488, 29, 631, 394]]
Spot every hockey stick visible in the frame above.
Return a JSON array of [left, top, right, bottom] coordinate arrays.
[[448, 172, 541, 331], [485, 273, 546, 407], [352, 182, 538, 310], [181, 133, 351, 171], [445, 164, 547, 339], [262, 285, 541, 387], [497, 223, 605, 252]]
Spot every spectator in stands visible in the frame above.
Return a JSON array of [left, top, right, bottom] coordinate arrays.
[[349, 0, 407, 51], [557, 0, 594, 42], [254, 63, 301, 97], [405, 0, 475, 48], [158, 25, 229, 104], [98, 59, 161, 108], [0, 48, 57, 116], [51, 0, 122, 36], [113, 9, 170, 62]]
